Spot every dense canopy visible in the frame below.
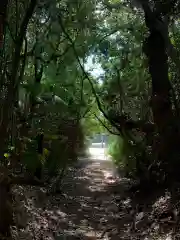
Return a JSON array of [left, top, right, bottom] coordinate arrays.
[[1, 0, 180, 238]]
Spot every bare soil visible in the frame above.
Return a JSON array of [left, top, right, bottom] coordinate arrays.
[[11, 159, 180, 239]]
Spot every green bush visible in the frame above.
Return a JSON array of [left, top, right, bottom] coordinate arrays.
[[107, 135, 124, 165], [107, 135, 137, 177]]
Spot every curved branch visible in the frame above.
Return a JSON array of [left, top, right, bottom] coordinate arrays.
[[19, 36, 28, 83], [12, 0, 37, 90], [94, 113, 120, 136], [58, 15, 117, 127], [58, 13, 155, 135]]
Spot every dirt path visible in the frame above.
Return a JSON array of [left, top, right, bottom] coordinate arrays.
[[12, 159, 179, 240], [59, 160, 128, 239]]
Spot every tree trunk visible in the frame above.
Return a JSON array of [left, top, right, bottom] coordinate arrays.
[[0, 1, 37, 236], [144, 18, 180, 176], [0, 0, 7, 49], [0, 1, 13, 236], [146, 30, 173, 132], [0, 167, 13, 237]]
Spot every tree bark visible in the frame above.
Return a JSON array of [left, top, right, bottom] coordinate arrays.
[[143, 11, 179, 174], [0, 0, 37, 236], [145, 30, 173, 133], [0, 0, 8, 49]]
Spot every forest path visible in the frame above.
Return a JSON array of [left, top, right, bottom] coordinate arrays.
[[53, 159, 132, 240], [12, 158, 177, 240], [12, 158, 132, 240], [59, 159, 125, 239]]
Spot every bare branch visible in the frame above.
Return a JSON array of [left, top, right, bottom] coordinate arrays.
[[58, 15, 112, 123], [12, 0, 37, 90], [58, 13, 155, 135], [5, 21, 16, 43], [17, 0, 37, 46], [81, 106, 92, 119], [19, 36, 28, 83], [20, 44, 35, 59], [94, 113, 120, 136], [98, 29, 120, 44]]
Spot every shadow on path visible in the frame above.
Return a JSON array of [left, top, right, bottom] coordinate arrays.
[[12, 159, 180, 240]]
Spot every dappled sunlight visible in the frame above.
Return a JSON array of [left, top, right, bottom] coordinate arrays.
[[102, 169, 118, 184], [12, 160, 122, 239], [11, 159, 180, 239]]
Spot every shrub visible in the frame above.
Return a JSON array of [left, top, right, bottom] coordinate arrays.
[[107, 135, 137, 178]]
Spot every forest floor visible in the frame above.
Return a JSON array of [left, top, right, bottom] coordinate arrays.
[[11, 157, 180, 240]]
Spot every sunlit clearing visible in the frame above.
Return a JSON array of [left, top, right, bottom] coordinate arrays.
[[88, 147, 107, 160]]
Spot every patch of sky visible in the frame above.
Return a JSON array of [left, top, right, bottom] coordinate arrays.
[[84, 55, 105, 84]]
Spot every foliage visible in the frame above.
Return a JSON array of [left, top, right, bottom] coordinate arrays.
[[107, 134, 141, 178], [108, 135, 124, 165], [1, 0, 180, 236]]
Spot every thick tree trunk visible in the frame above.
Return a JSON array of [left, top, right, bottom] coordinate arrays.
[[0, 0, 7, 49], [146, 30, 173, 133], [0, 1, 13, 237], [0, 167, 13, 237], [144, 21, 180, 176], [0, 182, 12, 236]]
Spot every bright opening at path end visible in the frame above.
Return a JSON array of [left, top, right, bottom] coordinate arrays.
[[88, 143, 110, 161]]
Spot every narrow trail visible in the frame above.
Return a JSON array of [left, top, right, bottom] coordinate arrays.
[[12, 157, 179, 239], [12, 159, 133, 240], [59, 159, 127, 239]]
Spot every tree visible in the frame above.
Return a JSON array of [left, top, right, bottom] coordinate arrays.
[[92, 0, 180, 182], [1, 0, 180, 236], [0, 0, 99, 236]]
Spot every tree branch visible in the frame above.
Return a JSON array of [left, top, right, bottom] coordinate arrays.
[[94, 113, 120, 136], [58, 14, 117, 127], [58, 13, 155, 135], [12, 0, 37, 91], [19, 36, 28, 83]]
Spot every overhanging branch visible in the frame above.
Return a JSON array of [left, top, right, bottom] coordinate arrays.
[[94, 113, 120, 136], [58, 14, 119, 129], [58, 12, 155, 135]]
